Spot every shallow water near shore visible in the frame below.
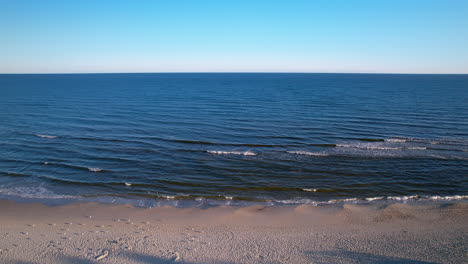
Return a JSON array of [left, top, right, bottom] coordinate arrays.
[[0, 73, 467, 206]]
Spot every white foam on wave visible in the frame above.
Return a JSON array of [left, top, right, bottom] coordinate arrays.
[[385, 138, 407, 143], [88, 168, 102, 172], [387, 195, 421, 201], [387, 195, 468, 201], [287, 151, 329, 156], [427, 195, 468, 201], [302, 188, 318, 192], [365, 196, 385, 201], [335, 143, 427, 151], [336, 144, 400, 150], [273, 197, 361, 206], [274, 198, 319, 205], [36, 134, 58, 139], [345, 195, 468, 203], [273, 195, 468, 206], [389, 137, 468, 146], [327, 198, 359, 203], [207, 150, 256, 156], [407, 147, 427, 150]]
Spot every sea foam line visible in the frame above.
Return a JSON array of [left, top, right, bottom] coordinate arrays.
[[207, 150, 256, 156], [36, 134, 58, 139], [302, 188, 318, 192], [336, 144, 427, 150], [287, 151, 329, 156], [385, 138, 407, 143], [273, 194, 468, 206], [336, 144, 400, 150], [386, 137, 468, 146]]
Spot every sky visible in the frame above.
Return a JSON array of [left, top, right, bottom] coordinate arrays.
[[1, 0, 467, 74]]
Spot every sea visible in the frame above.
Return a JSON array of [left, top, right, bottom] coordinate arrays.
[[0, 73, 467, 207]]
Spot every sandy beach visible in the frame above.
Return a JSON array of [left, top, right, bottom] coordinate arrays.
[[0, 200, 466, 264]]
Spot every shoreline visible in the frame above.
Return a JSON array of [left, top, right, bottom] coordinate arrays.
[[0, 199, 466, 263], [1, 192, 467, 208]]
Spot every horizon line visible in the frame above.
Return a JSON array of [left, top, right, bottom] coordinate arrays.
[[1, 71, 467, 75]]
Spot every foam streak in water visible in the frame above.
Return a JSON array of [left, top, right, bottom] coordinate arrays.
[[35, 134, 58, 139], [336, 144, 400, 150], [287, 151, 329, 156], [207, 150, 256, 156]]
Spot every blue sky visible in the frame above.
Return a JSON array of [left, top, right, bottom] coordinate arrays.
[[1, 0, 467, 73]]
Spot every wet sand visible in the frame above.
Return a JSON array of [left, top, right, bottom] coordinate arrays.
[[0, 200, 466, 264]]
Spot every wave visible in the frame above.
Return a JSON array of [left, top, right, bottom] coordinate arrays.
[[205, 137, 465, 159], [59, 135, 305, 148], [39, 176, 147, 189], [273, 194, 468, 206], [407, 147, 427, 150], [207, 150, 256, 156], [35, 134, 58, 139], [287, 151, 329, 156], [335, 144, 426, 150], [335, 194, 468, 203], [0, 171, 29, 178], [386, 137, 468, 146], [302, 188, 318, 192], [40, 161, 107, 172], [385, 138, 407, 143], [336, 144, 393, 150], [362, 195, 468, 202], [0, 183, 465, 207]]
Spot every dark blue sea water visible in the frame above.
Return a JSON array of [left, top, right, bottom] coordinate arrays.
[[0, 73, 467, 206]]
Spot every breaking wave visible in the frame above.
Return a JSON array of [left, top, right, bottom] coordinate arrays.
[[272, 195, 468, 206], [0, 183, 465, 207]]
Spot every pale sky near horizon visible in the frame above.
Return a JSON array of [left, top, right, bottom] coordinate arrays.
[[1, 0, 467, 74]]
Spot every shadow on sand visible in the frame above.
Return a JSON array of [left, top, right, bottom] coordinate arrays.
[[121, 252, 234, 264], [13, 251, 235, 264], [12, 249, 439, 264]]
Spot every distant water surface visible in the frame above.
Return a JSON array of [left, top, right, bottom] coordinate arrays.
[[0, 73, 467, 206]]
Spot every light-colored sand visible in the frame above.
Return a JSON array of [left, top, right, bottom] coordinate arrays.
[[0, 200, 466, 264]]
